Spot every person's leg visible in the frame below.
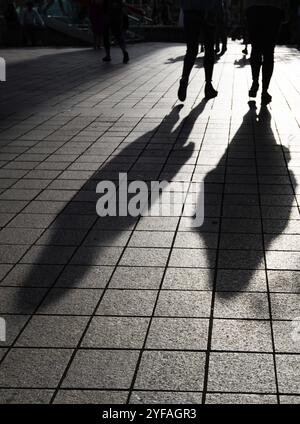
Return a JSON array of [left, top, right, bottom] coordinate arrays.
[[203, 19, 218, 98], [247, 7, 263, 96], [181, 11, 201, 80], [178, 11, 201, 101], [261, 7, 282, 103], [111, 17, 129, 63], [102, 19, 111, 61]]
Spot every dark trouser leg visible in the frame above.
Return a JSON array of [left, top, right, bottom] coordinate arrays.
[[203, 22, 215, 82], [262, 46, 275, 92], [182, 11, 201, 80], [250, 45, 263, 84], [103, 23, 110, 57], [111, 19, 126, 53], [261, 8, 282, 92]]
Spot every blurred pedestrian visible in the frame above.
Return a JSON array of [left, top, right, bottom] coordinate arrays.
[[178, 0, 221, 101], [20, 1, 44, 46], [102, 0, 129, 63], [245, 0, 289, 105], [89, 0, 104, 49]]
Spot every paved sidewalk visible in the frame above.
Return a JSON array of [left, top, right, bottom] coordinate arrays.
[[0, 43, 299, 404]]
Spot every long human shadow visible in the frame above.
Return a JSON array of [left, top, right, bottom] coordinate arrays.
[[16, 100, 210, 309], [198, 103, 296, 298]]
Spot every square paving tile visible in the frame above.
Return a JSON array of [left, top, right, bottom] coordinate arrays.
[[16, 315, 89, 347], [109, 266, 164, 289], [82, 316, 149, 349], [134, 351, 206, 391], [54, 390, 128, 404], [214, 293, 270, 319], [146, 318, 209, 350], [208, 352, 276, 393], [0, 348, 72, 388], [211, 319, 273, 352], [96, 289, 157, 317], [62, 349, 139, 389], [276, 354, 300, 394], [162, 268, 212, 290], [37, 288, 103, 315], [155, 290, 212, 317]]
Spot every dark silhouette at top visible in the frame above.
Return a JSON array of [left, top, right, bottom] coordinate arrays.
[[245, 0, 287, 104]]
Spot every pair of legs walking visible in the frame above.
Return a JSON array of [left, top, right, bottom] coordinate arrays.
[[102, 15, 129, 64], [178, 11, 218, 101], [247, 6, 283, 105]]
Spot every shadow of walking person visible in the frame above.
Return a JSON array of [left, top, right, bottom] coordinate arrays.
[[196, 102, 296, 299], [15, 100, 209, 313]]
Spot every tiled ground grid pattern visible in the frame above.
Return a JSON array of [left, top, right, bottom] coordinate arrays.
[[0, 43, 299, 404]]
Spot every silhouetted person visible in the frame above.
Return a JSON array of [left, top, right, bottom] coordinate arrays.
[[89, 0, 104, 49], [102, 0, 129, 64], [178, 0, 221, 102], [215, 0, 228, 55], [20, 1, 44, 46], [245, 0, 288, 105]]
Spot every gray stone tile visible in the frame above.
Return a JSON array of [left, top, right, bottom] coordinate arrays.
[[0, 264, 12, 281], [266, 251, 300, 270], [276, 354, 300, 394], [130, 391, 202, 404], [71, 246, 123, 266], [0, 287, 47, 314], [0, 348, 7, 361], [211, 319, 273, 352], [273, 321, 300, 353], [155, 291, 212, 317], [109, 266, 164, 289], [146, 318, 209, 350], [62, 349, 139, 389], [0, 348, 72, 388], [37, 288, 103, 315], [7, 213, 56, 228], [0, 314, 30, 347], [82, 316, 149, 348], [54, 390, 128, 404], [268, 271, 300, 293], [270, 293, 300, 319], [134, 351, 206, 391], [205, 393, 277, 404], [220, 234, 263, 250], [0, 228, 44, 245], [218, 250, 265, 269], [136, 217, 179, 231], [214, 293, 270, 319], [120, 247, 170, 267], [162, 268, 212, 290], [36, 229, 88, 246], [280, 395, 300, 404], [208, 353, 276, 393], [16, 316, 89, 347], [20, 245, 76, 265], [56, 265, 113, 288], [174, 232, 218, 249], [169, 248, 216, 268], [0, 245, 30, 264], [84, 230, 132, 247], [1, 264, 62, 287], [0, 389, 53, 404], [97, 290, 157, 316], [216, 270, 267, 292], [128, 231, 174, 248]]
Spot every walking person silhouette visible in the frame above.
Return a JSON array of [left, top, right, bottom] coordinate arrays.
[[178, 0, 221, 102], [102, 0, 129, 64], [245, 0, 289, 104]]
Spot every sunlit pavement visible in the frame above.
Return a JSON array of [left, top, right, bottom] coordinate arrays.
[[0, 42, 299, 404]]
